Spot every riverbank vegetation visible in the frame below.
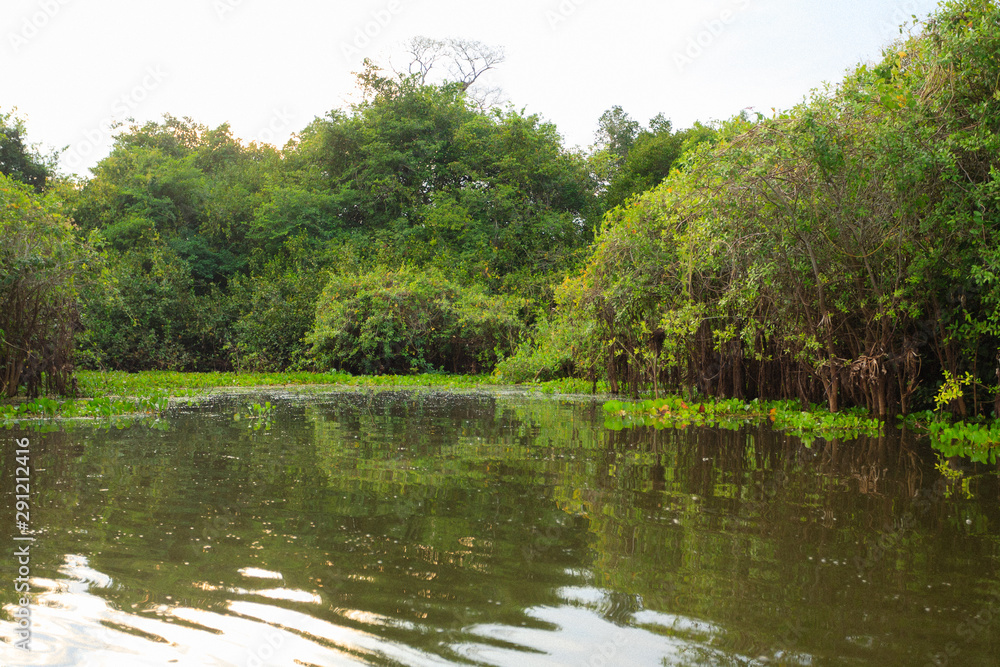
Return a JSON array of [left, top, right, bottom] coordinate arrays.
[[498, 0, 1000, 425], [1, 1, 999, 449]]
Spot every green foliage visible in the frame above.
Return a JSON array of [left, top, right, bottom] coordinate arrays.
[[0, 173, 90, 397], [66, 369, 604, 398], [603, 396, 883, 443], [0, 390, 169, 427], [593, 112, 717, 211], [295, 71, 599, 279], [68, 73, 597, 375], [307, 265, 526, 374], [70, 117, 291, 371], [226, 237, 327, 372], [0, 109, 52, 191], [531, 376, 605, 394], [520, 1, 1000, 419], [493, 308, 593, 383], [927, 419, 1000, 464], [0, 368, 603, 430], [77, 240, 234, 371], [75, 369, 354, 397], [5, 3, 999, 431], [934, 370, 974, 413], [594, 106, 641, 163]]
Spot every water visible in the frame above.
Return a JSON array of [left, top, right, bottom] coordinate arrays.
[[1, 389, 998, 666]]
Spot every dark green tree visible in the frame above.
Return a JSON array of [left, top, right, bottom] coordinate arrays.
[[293, 62, 599, 287], [0, 110, 52, 192], [591, 107, 717, 211], [0, 173, 88, 396], [71, 117, 277, 370]]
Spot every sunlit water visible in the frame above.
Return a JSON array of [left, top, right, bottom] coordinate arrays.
[[1, 389, 998, 666]]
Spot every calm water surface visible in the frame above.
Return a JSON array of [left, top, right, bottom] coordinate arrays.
[[1, 389, 998, 666]]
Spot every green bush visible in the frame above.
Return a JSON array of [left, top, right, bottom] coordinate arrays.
[[78, 241, 235, 371], [307, 265, 526, 374], [227, 264, 325, 372], [493, 312, 588, 383]]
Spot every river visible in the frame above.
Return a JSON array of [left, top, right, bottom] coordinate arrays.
[[1, 388, 998, 666]]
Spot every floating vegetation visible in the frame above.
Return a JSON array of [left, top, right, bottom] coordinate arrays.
[[909, 413, 1000, 465], [0, 391, 171, 431], [603, 396, 883, 444], [1, 370, 603, 431]]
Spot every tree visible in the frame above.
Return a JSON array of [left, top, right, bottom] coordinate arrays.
[[395, 37, 506, 110], [71, 116, 282, 370], [0, 110, 52, 192], [402, 37, 503, 87], [0, 173, 88, 396], [591, 107, 717, 210], [516, 0, 1000, 416], [593, 106, 641, 164], [294, 63, 598, 287]]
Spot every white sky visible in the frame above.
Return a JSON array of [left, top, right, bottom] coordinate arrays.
[[2, 0, 939, 177]]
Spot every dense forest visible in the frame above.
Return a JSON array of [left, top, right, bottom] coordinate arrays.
[[1, 0, 999, 419]]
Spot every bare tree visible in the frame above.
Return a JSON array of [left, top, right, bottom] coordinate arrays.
[[395, 37, 507, 107], [405, 36, 445, 85], [443, 38, 504, 90]]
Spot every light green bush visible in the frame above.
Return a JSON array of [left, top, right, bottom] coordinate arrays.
[[307, 265, 526, 374]]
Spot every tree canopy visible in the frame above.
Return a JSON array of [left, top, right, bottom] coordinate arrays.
[[0, 110, 52, 192], [500, 0, 1000, 419], [66, 59, 600, 373]]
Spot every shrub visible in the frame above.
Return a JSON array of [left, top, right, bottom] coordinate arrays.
[[227, 265, 325, 372], [492, 312, 588, 383], [78, 241, 234, 371], [307, 265, 526, 374]]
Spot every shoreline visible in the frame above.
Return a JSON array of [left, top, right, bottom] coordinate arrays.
[[1, 371, 997, 463]]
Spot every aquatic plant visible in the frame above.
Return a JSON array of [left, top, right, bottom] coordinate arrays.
[[603, 396, 883, 443], [234, 401, 276, 431]]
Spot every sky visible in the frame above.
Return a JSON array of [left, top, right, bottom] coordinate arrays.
[[2, 0, 941, 176]]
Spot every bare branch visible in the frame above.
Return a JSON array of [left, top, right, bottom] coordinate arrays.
[[388, 37, 507, 108], [444, 38, 505, 89], [466, 85, 508, 112], [404, 36, 446, 85]]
